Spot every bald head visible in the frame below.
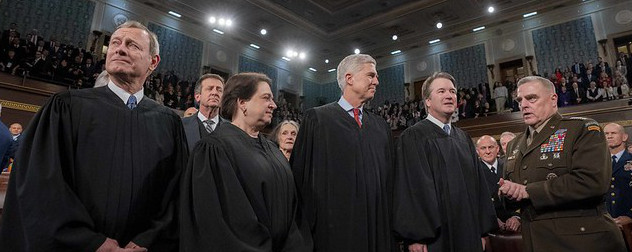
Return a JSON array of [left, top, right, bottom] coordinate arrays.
[[476, 135, 499, 164]]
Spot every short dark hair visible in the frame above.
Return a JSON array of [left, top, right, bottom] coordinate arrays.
[[221, 72, 272, 120], [194, 74, 225, 94], [421, 72, 456, 109]]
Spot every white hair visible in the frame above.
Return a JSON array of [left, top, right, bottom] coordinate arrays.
[[336, 54, 376, 91]]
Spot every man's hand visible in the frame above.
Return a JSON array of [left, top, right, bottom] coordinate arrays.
[[504, 216, 521, 232], [615, 216, 632, 228], [408, 243, 428, 252], [481, 237, 487, 251], [497, 218, 505, 230], [96, 238, 148, 252], [498, 178, 529, 201]]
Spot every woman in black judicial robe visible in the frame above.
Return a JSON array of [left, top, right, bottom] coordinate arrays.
[[179, 72, 311, 252]]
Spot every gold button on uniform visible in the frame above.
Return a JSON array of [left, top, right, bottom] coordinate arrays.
[[612, 177, 615, 181], [523, 180, 528, 185], [612, 193, 615, 196], [612, 201, 616, 204], [612, 185, 615, 188], [522, 165, 527, 170], [580, 227, 586, 232]]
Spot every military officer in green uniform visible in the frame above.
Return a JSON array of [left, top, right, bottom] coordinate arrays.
[[498, 76, 626, 252]]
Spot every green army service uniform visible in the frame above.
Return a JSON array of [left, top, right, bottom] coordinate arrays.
[[504, 113, 626, 252]]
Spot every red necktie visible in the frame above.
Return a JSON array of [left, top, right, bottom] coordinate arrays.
[[353, 108, 361, 128]]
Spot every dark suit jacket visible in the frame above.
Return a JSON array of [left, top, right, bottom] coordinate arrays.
[[481, 159, 517, 221], [569, 87, 586, 105], [606, 151, 632, 218], [182, 112, 224, 151]]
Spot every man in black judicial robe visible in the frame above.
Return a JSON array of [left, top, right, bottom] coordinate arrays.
[[393, 72, 496, 252], [291, 54, 394, 251], [0, 21, 187, 251]]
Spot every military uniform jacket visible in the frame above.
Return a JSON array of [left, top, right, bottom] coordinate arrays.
[[503, 113, 626, 252], [606, 150, 632, 218]]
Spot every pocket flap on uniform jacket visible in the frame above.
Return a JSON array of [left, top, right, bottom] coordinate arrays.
[[554, 215, 612, 235]]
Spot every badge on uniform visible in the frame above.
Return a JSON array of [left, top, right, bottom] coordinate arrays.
[[540, 130, 567, 153], [625, 161, 632, 171], [540, 153, 549, 160], [546, 173, 558, 180], [584, 121, 601, 132], [553, 152, 561, 159]]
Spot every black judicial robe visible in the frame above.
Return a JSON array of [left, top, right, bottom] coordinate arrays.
[[0, 86, 187, 251], [179, 123, 311, 252], [291, 102, 394, 252], [393, 119, 497, 252]]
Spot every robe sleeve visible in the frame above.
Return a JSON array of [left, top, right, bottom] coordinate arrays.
[[289, 109, 319, 233], [132, 114, 188, 249], [179, 139, 272, 252], [392, 131, 441, 245], [1, 93, 107, 251]]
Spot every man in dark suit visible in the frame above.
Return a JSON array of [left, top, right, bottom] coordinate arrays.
[[499, 76, 626, 252], [569, 82, 585, 105], [571, 60, 586, 78], [584, 69, 597, 89], [3, 122, 22, 171], [182, 73, 225, 150], [476, 135, 521, 232], [0, 105, 13, 170], [604, 123, 632, 228]]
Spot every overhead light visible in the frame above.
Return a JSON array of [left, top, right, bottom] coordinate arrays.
[[212, 29, 224, 34], [209, 16, 216, 24], [325, 59, 329, 64], [523, 11, 537, 18], [286, 49, 294, 57], [168, 11, 181, 18], [390, 50, 402, 55], [309, 67, 317, 72], [282, 57, 291, 61], [218, 18, 225, 25], [293, 51, 299, 57], [488, 6, 495, 13], [225, 19, 233, 26], [436, 22, 443, 29], [429, 39, 440, 44], [354, 48, 360, 54], [392, 35, 398, 41], [299, 52, 306, 59], [473, 26, 486, 32], [260, 29, 267, 35], [249, 43, 260, 49], [328, 68, 336, 72]]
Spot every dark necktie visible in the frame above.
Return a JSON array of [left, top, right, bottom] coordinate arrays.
[[127, 95, 137, 110], [353, 108, 361, 128], [491, 166, 496, 174], [443, 124, 451, 135], [612, 155, 617, 168], [204, 119, 215, 133]]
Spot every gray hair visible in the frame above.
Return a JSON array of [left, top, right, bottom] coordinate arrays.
[[517, 76, 555, 94], [94, 70, 109, 88], [336, 54, 376, 91], [194, 74, 225, 94], [500, 131, 516, 139], [117, 20, 160, 56], [270, 120, 300, 145]]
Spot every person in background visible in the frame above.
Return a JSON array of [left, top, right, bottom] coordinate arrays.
[[182, 74, 225, 150], [270, 120, 299, 161], [179, 72, 311, 251], [0, 105, 13, 171], [604, 123, 632, 228], [499, 131, 517, 156]]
